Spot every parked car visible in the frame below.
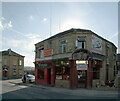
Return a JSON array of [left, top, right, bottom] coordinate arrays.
[[22, 74, 35, 83]]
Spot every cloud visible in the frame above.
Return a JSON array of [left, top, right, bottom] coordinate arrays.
[[7, 21, 12, 28], [42, 18, 47, 22], [9, 28, 24, 35], [5, 39, 21, 48], [0, 17, 13, 30], [0, 17, 5, 21], [20, 52, 35, 67], [0, 21, 3, 30], [25, 33, 41, 39], [30, 16, 34, 20]]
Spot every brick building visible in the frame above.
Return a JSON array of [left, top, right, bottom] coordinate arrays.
[[34, 28, 117, 89], [1, 49, 25, 79]]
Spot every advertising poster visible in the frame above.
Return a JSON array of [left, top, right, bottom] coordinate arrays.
[[92, 35, 102, 53]]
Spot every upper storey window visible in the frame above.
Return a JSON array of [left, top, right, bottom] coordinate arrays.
[[40, 48, 44, 58], [19, 60, 22, 66], [60, 40, 67, 53], [76, 37, 86, 49]]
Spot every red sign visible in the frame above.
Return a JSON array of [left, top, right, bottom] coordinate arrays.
[[44, 49, 52, 57]]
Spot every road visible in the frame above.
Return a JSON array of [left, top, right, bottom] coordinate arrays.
[[1, 79, 119, 99]]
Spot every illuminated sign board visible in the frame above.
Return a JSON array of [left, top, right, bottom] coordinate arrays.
[[76, 64, 88, 70]]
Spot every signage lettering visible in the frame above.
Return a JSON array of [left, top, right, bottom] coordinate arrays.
[[36, 63, 52, 68], [44, 49, 52, 57]]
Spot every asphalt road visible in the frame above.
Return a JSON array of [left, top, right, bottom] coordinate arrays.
[[1, 79, 119, 99]]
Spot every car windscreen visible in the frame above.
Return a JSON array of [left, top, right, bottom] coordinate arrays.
[[27, 75, 35, 79]]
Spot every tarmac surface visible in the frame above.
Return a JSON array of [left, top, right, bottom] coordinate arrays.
[[1, 79, 120, 99]]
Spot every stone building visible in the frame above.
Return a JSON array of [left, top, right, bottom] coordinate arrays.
[[34, 28, 117, 89], [1, 49, 25, 79]]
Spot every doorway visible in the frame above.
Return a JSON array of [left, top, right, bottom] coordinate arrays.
[[48, 69, 51, 84], [77, 70, 87, 88]]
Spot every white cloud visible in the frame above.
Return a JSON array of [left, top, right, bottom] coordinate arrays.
[[61, 19, 87, 32], [0, 17, 13, 30], [20, 36, 41, 66], [20, 52, 35, 67], [0, 17, 5, 21], [7, 39, 21, 47], [7, 21, 12, 28], [25, 33, 41, 39], [0, 21, 3, 30], [42, 18, 47, 22], [30, 16, 34, 20]]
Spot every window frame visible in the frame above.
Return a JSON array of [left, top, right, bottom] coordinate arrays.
[[60, 40, 67, 53], [38, 68, 44, 80]]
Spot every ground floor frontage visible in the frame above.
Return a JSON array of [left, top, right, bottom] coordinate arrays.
[[35, 49, 117, 89], [35, 59, 104, 89]]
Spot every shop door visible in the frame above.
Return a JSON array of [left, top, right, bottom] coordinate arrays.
[[48, 69, 51, 84], [77, 70, 87, 88]]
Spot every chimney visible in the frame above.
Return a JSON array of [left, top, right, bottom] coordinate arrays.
[[8, 48, 11, 55]]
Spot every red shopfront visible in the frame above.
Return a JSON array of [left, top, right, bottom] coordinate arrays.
[[70, 49, 103, 89], [35, 49, 103, 89], [35, 60, 56, 86]]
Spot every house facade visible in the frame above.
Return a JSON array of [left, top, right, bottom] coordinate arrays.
[[35, 28, 117, 89], [1, 49, 25, 79]]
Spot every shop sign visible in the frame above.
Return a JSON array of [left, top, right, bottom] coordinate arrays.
[[76, 64, 88, 70], [72, 49, 92, 60], [36, 63, 52, 68], [92, 35, 102, 53], [44, 49, 53, 57]]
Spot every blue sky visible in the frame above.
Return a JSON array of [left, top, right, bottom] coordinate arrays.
[[0, 2, 118, 66]]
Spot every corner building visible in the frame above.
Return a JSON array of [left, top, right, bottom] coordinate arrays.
[[35, 28, 117, 89]]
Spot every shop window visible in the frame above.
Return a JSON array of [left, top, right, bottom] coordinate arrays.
[[38, 69, 44, 79], [60, 40, 67, 53], [56, 66, 70, 80], [93, 61, 100, 79]]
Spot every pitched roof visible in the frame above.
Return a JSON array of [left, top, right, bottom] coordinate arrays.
[[35, 28, 91, 45], [35, 28, 117, 48], [0, 49, 25, 57]]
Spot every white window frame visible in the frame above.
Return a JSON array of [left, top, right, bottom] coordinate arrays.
[[40, 49, 44, 58], [19, 60, 22, 66], [60, 40, 67, 53], [77, 41, 85, 49]]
